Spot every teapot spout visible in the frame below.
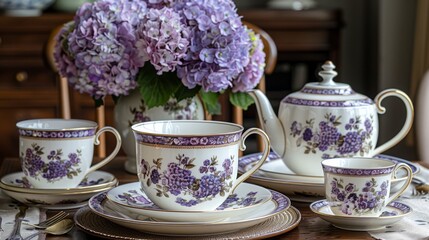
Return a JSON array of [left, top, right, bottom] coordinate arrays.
[[248, 89, 285, 157]]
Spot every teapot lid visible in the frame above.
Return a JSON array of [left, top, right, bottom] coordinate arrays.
[[284, 61, 373, 107]]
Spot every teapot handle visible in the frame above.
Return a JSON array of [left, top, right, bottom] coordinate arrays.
[[372, 89, 414, 156]]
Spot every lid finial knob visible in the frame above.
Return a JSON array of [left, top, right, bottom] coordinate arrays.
[[318, 61, 338, 86]]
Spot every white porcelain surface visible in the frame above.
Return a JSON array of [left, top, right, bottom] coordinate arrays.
[[322, 157, 413, 217], [249, 61, 414, 176], [114, 90, 205, 174], [0, 170, 117, 193], [310, 199, 412, 231], [238, 152, 418, 202], [17, 119, 121, 189], [0, 171, 117, 207], [132, 120, 270, 211], [107, 182, 272, 222], [259, 158, 324, 183], [88, 189, 290, 236]]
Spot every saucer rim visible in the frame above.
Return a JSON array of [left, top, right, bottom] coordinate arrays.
[[0, 179, 118, 196], [0, 170, 117, 193], [107, 182, 272, 214], [89, 189, 291, 226], [309, 199, 413, 219], [75, 205, 301, 238]]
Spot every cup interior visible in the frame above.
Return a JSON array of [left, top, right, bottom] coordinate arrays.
[[17, 119, 97, 130], [132, 120, 243, 136], [322, 157, 395, 170]]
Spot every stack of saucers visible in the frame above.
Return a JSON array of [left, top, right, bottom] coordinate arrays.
[[85, 181, 300, 236], [0, 171, 118, 209]]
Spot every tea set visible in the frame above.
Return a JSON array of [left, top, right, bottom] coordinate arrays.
[[0, 60, 418, 235]]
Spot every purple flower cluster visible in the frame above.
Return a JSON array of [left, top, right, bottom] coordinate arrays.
[[54, 0, 265, 111], [20, 144, 82, 182], [290, 113, 374, 158], [330, 177, 388, 215], [175, 0, 253, 92], [233, 31, 266, 92], [55, 0, 147, 99], [135, 7, 190, 74], [139, 153, 235, 207]]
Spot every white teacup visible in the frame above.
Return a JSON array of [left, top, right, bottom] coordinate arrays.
[[17, 119, 121, 189], [131, 120, 271, 211], [321, 157, 412, 217]]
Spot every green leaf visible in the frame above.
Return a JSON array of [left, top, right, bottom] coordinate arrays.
[[174, 84, 201, 102], [200, 91, 221, 115], [111, 95, 120, 105], [93, 97, 104, 108], [137, 64, 182, 109], [229, 92, 254, 110]]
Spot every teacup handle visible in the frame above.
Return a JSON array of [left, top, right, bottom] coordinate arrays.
[[386, 163, 413, 205], [372, 89, 414, 156], [87, 126, 122, 174], [231, 128, 270, 192]]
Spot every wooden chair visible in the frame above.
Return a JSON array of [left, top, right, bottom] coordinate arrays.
[[45, 25, 107, 158]]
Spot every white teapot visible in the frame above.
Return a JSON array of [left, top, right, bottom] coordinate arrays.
[[249, 61, 413, 176]]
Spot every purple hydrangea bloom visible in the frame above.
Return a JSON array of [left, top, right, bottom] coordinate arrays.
[[54, 0, 148, 99], [175, 0, 253, 93], [135, 7, 190, 75], [233, 30, 265, 92], [54, 0, 265, 112]]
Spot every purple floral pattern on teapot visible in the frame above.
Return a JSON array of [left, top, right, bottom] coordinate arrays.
[[140, 153, 235, 207], [289, 113, 374, 159], [330, 177, 388, 215], [20, 143, 82, 182]]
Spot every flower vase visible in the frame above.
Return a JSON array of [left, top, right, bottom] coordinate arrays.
[[114, 90, 205, 173]]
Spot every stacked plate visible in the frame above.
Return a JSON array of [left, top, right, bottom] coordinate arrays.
[[83, 181, 301, 237], [238, 152, 420, 202], [0, 171, 118, 209]]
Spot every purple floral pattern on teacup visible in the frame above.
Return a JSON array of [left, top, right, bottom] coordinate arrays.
[[322, 165, 395, 176], [20, 143, 82, 182], [330, 177, 388, 215], [289, 113, 374, 159], [18, 129, 96, 139], [135, 133, 241, 147], [140, 153, 235, 207]]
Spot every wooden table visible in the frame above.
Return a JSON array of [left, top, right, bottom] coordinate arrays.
[[0, 157, 385, 239]]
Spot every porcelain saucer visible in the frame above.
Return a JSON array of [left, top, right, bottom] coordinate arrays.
[[310, 199, 412, 231], [0, 171, 118, 207], [106, 182, 273, 222], [88, 190, 291, 236], [0, 170, 118, 193], [239, 152, 419, 202]]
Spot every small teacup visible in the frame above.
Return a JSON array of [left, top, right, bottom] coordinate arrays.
[[321, 157, 412, 217], [17, 119, 121, 189], [131, 120, 271, 211]]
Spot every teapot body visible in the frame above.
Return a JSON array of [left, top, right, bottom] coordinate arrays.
[[279, 93, 379, 176]]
